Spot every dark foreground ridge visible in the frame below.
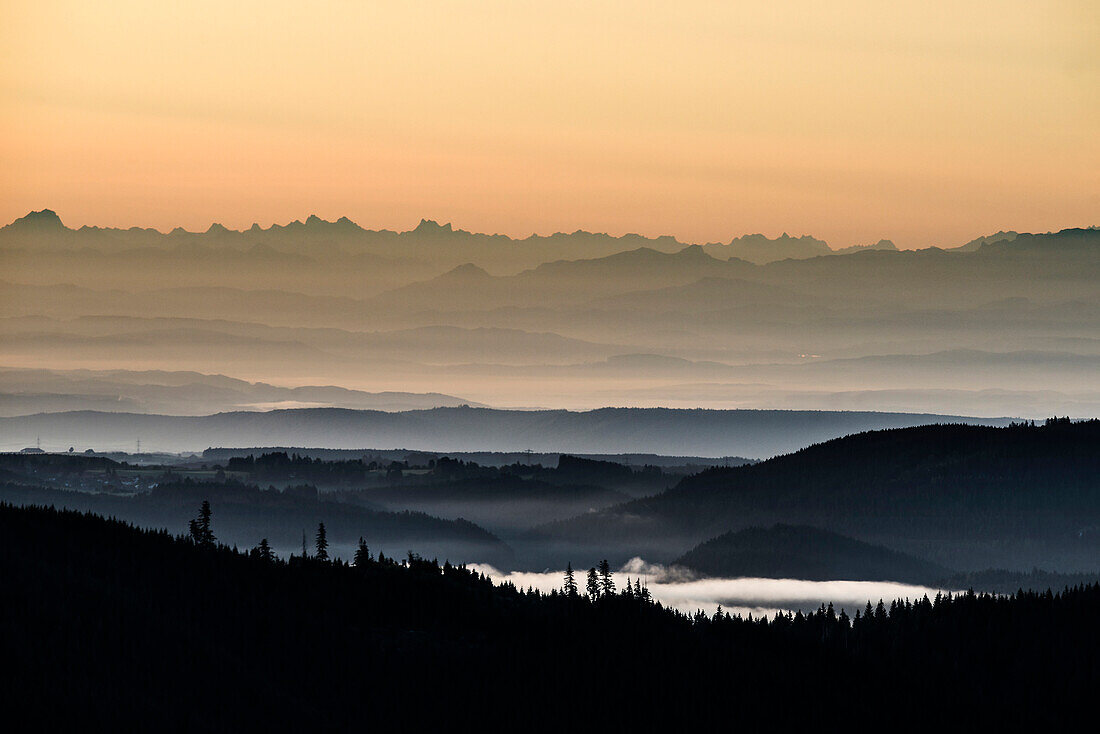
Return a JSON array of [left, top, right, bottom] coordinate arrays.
[[3, 503, 1096, 728]]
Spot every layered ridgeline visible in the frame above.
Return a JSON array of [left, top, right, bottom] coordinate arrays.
[[0, 450, 679, 554], [0, 367, 484, 417], [0, 209, 693, 284], [533, 420, 1100, 572], [0, 208, 994, 287], [668, 524, 1100, 589], [3, 502, 1098, 728], [0, 463, 513, 567], [6, 437, 1097, 587], [0, 406, 1013, 457], [673, 524, 952, 585], [2, 210, 1097, 416]]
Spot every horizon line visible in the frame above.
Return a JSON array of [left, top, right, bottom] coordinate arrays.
[[10, 208, 1095, 253]]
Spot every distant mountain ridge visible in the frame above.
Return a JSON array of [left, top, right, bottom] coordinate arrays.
[[0, 476, 512, 566], [3, 209, 1096, 418], [703, 233, 831, 263], [0, 209, 692, 272], [0, 367, 485, 417], [0, 406, 1014, 457], [8, 209, 1085, 262]]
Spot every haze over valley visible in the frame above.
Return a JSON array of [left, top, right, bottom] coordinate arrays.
[[4, 1, 1098, 723], [3, 211, 1097, 425], [3, 209, 1096, 583]]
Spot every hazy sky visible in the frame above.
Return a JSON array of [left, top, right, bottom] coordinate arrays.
[[1, 1, 1096, 247]]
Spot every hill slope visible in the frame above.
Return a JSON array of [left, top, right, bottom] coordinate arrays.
[[0, 477, 513, 567], [2, 502, 1098, 727], [674, 524, 951, 584], [535, 420, 1100, 570]]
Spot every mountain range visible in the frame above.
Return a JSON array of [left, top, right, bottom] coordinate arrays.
[[2, 210, 1096, 418], [0, 406, 1013, 457]]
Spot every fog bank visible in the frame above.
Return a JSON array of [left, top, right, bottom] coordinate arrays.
[[472, 559, 956, 617]]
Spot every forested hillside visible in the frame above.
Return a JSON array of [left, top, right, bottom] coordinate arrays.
[[674, 524, 951, 583], [535, 419, 1100, 570], [2, 503, 1096, 728], [0, 478, 512, 567]]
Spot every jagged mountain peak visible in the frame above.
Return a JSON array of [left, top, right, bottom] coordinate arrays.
[[5, 208, 66, 231], [413, 219, 454, 234]]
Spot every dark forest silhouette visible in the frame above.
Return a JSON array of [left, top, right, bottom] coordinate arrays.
[[538, 419, 1100, 569], [3, 501, 1096, 728]]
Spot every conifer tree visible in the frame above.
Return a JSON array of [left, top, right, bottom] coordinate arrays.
[[597, 559, 615, 596], [875, 600, 887, 622], [586, 567, 600, 599], [256, 538, 274, 562], [563, 562, 578, 597], [188, 500, 215, 548], [315, 522, 329, 561], [354, 537, 370, 567]]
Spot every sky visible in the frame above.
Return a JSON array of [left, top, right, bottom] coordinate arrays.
[[1, 1, 1097, 248]]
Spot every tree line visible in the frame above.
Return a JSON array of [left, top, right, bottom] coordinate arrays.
[[4, 499, 1096, 729]]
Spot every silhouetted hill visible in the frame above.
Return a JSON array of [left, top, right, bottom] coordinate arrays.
[[0, 366, 484, 416], [2, 502, 1097, 728], [373, 244, 756, 310], [976, 227, 1100, 256], [674, 524, 951, 584], [953, 230, 1018, 251], [0, 406, 1013, 457], [536, 420, 1100, 570], [337, 475, 631, 532], [199, 447, 745, 471], [0, 476, 512, 566]]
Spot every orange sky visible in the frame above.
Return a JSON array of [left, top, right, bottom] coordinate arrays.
[[1, 1, 1097, 248]]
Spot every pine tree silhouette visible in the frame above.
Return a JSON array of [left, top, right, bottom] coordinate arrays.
[[4, 501, 1100, 728], [597, 559, 615, 596], [188, 500, 215, 548], [256, 538, 274, 562], [563, 562, 578, 597], [586, 567, 600, 599], [315, 522, 329, 561], [354, 537, 370, 567]]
